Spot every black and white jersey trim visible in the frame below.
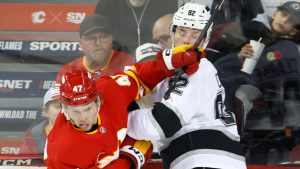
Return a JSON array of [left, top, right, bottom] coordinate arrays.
[[160, 129, 245, 169], [151, 102, 183, 138]]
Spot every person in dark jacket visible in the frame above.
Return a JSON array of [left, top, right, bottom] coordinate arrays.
[[213, 1, 300, 129], [94, 0, 177, 55]]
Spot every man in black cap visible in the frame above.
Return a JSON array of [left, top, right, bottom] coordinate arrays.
[[56, 14, 134, 84]]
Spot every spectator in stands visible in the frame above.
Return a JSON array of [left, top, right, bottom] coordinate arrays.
[[20, 86, 60, 154], [94, 0, 177, 55], [213, 1, 300, 113], [237, 1, 300, 61], [152, 14, 173, 49], [56, 14, 134, 84], [213, 1, 300, 59]]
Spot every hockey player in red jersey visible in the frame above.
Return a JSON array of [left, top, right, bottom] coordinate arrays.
[[44, 41, 202, 168], [127, 2, 247, 169]]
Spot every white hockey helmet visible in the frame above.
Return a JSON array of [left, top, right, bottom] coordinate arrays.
[[172, 2, 212, 48]]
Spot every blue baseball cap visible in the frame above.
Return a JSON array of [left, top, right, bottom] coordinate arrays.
[[278, 1, 300, 24]]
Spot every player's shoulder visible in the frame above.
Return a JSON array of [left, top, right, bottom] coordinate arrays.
[[47, 113, 66, 140], [95, 74, 130, 92], [52, 113, 67, 129], [200, 58, 215, 67], [198, 58, 218, 73]]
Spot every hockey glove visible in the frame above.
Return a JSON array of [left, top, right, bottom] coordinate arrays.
[[119, 136, 153, 169], [119, 145, 147, 169], [156, 44, 202, 75]]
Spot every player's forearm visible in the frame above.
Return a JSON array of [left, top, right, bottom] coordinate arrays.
[[130, 60, 173, 91]]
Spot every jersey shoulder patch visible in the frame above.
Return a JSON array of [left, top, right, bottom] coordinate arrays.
[[110, 75, 131, 86]]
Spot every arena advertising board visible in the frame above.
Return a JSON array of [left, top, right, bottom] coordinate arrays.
[[0, 71, 56, 131], [0, 40, 83, 63], [0, 3, 95, 31], [0, 72, 57, 98], [0, 108, 42, 132]]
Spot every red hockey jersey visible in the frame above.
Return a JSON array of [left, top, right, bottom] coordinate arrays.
[[45, 61, 167, 169]]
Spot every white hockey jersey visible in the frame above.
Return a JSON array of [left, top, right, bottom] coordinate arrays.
[[128, 58, 247, 169]]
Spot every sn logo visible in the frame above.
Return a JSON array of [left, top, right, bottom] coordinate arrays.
[[67, 12, 86, 24]]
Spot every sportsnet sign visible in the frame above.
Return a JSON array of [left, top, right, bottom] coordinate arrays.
[[0, 40, 83, 61], [0, 3, 95, 31], [0, 40, 83, 57], [0, 72, 57, 98], [29, 41, 80, 51], [0, 107, 42, 132]]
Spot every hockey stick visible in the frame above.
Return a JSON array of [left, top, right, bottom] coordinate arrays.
[[164, 0, 225, 99]]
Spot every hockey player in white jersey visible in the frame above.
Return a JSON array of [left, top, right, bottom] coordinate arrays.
[[127, 2, 247, 169]]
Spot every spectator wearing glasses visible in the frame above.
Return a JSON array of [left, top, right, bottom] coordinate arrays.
[[56, 14, 134, 84], [152, 14, 173, 49]]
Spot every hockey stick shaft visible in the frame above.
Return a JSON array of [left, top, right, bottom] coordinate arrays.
[[191, 0, 225, 50]]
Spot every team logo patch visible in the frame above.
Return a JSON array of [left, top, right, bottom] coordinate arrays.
[[94, 71, 101, 78], [164, 49, 171, 56], [266, 51, 282, 61], [100, 126, 106, 133]]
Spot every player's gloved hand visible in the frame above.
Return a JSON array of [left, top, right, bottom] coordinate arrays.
[[184, 60, 200, 75], [119, 145, 145, 169], [157, 44, 202, 75], [118, 136, 152, 169]]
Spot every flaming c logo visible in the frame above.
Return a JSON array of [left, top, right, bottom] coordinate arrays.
[[32, 11, 46, 24]]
